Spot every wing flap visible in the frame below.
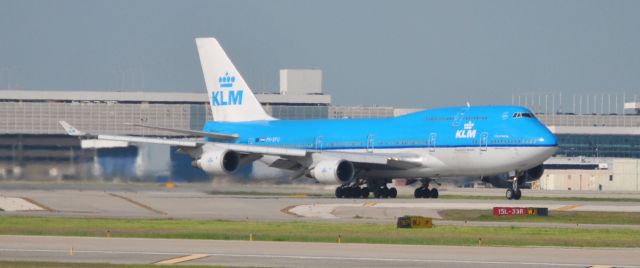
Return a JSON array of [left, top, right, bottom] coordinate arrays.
[[269, 158, 303, 170], [215, 143, 307, 157], [318, 151, 423, 169], [98, 135, 199, 147]]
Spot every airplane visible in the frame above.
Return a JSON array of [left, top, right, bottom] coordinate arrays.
[[60, 37, 558, 200]]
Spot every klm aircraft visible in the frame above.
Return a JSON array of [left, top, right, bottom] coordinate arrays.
[[60, 37, 558, 200]]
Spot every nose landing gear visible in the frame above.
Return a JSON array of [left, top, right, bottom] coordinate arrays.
[[506, 176, 522, 200]]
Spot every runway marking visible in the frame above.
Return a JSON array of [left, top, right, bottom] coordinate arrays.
[[363, 202, 377, 207], [280, 205, 303, 217], [0, 197, 47, 212], [155, 254, 209, 265], [21, 197, 56, 212], [0, 248, 637, 268], [556, 205, 582, 212], [108, 193, 167, 215], [588, 266, 613, 268]]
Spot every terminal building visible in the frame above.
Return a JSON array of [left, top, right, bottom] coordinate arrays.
[[1, 76, 640, 191], [0, 69, 333, 181], [537, 157, 640, 192]]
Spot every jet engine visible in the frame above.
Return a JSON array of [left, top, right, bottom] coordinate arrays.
[[194, 148, 240, 175], [522, 164, 544, 181], [308, 159, 356, 184], [481, 164, 545, 188]]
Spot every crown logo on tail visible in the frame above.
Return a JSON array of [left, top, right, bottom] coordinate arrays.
[[218, 72, 235, 88]]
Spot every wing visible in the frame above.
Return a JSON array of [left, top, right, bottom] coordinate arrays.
[[59, 121, 421, 169], [59, 121, 304, 157], [124, 123, 238, 140]]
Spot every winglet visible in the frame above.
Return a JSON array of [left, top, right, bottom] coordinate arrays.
[[59, 121, 88, 136]]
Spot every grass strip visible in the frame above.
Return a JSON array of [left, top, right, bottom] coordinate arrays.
[[1, 215, 640, 248]]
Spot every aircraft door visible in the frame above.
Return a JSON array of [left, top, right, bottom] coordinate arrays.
[[315, 136, 323, 151], [452, 107, 469, 127], [428, 133, 437, 152], [480, 132, 488, 152], [366, 134, 374, 153]]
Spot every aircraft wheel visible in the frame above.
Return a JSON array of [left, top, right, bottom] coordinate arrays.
[[344, 187, 352, 198], [420, 188, 430, 198], [505, 188, 514, 200], [513, 189, 522, 200], [389, 187, 398, 198], [349, 187, 360, 198], [414, 188, 421, 198], [430, 188, 439, 199], [361, 187, 370, 198], [373, 188, 381, 198], [379, 187, 389, 198], [335, 187, 344, 198]]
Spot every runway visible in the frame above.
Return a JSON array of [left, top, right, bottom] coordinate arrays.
[[2, 186, 640, 227], [1, 235, 638, 268], [2, 184, 640, 267]]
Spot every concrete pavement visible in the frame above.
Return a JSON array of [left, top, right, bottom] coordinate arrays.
[[1, 235, 637, 268]]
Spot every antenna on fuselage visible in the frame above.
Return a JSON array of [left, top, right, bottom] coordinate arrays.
[[466, 101, 471, 108]]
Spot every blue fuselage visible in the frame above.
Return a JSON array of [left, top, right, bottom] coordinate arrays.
[[203, 106, 558, 152]]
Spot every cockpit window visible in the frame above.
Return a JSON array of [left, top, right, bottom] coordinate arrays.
[[513, 112, 535, 119]]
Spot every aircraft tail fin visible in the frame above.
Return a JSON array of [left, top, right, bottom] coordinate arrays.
[[195, 38, 274, 122]]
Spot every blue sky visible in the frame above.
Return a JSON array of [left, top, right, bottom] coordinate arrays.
[[1, 0, 639, 108]]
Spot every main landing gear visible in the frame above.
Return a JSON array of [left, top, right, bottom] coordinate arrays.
[[505, 176, 522, 200], [372, 184, 397, 198], [335, 185, 370, 198], [334, 179, 397, 199], [414, 178, 439, 199]]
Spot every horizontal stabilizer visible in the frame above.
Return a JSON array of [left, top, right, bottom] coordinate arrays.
[[59, 121, 88, 136]]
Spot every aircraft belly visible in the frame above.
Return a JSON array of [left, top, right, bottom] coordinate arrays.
[[357, 146, 556, 179], [233, 146, 556, 181]]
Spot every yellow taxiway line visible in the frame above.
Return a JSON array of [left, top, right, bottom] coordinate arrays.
[[363, 202, 377, 207], [155, 254, 209, 265], [555, 204, 582, 212]]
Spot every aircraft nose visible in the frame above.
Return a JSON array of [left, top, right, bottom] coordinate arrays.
[[538, 125, 558, 147]]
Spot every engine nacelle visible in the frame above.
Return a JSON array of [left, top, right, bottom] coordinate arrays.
[[481, 164, 545, 188], [523, 164, 544, 181], [194, 148, 240, 175], [309, 159, 355, 184]]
